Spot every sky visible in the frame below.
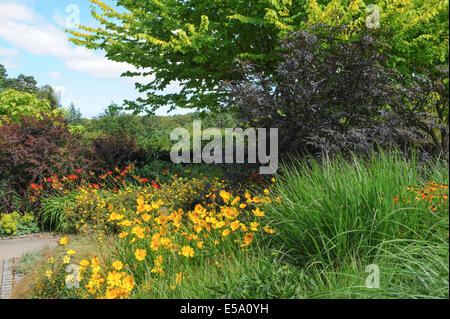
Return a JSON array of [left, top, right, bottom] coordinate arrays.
[[0, 0, 190, 118]]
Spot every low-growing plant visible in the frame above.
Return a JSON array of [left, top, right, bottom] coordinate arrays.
[[0, 212, 39, 237]]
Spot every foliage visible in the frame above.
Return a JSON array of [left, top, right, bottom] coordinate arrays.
[[0, 89, 59, 124], [68, 1, 448, 115], [305, 0, 449, 156], [226, 27, 434, 156], [0, 63, 39, 94], [0, 212, 39, 237], [266, 151, 449, 265], [68, 0, 304, 112], [91, 133, 147, 171], [0, 113, 93, 206]]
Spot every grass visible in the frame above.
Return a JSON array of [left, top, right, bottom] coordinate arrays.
[[264, 151, 449, 298]]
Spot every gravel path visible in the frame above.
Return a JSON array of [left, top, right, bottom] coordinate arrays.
[[0, 234, 59, 299]]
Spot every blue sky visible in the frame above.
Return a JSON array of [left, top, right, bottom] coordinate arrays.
[[0, 0, 189, 118]]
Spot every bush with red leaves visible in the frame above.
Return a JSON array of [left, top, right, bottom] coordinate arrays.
[[0, 113, 94, 212]]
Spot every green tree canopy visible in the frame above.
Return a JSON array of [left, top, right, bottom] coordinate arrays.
[[69, 0, 448, 115]]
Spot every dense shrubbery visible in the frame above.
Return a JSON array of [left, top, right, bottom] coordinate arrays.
[[226, 27, 438, 157], [0, 113, 93, 212]]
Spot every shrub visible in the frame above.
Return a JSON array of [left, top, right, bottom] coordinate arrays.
[[0, 113, 93, 212], [226, 26, 434, 157], [0, 89, 63, 124], [91, 133, 147, 171]]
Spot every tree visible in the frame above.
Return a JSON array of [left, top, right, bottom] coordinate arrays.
[[68, 0, 448, 115], [37, 85, 62, 109], [0, 64, 38, 94], [68, 0, 306, 113], [67, 102, 83, 125]]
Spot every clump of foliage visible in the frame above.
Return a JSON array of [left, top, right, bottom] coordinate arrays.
[[226, 27, 434, 156], [0, 212, 39, 237], [0, 113, 93, 211], [91, 133, 147, 171], [0, 89, 60, 124], [68, 1, 448, 116]]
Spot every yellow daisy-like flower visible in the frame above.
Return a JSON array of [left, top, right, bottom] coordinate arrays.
[[59, 236, 68, 246], [241, 233, 254, 247], [66, 249, 76, 255], [135, 249, 147, 261], [45, 270, 53, 279], [62, 255, 71, 264], [230, 220, 240, 231], [219, 190, 232, 203], [180, 246, 195, 258], [118, 231, 129, 239], [252, 208, 265, 217], [79, 259, 89, 267], [112, 260, 123, 271]]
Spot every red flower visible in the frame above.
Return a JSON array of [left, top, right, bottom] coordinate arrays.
[[76, 169, 83, 174], [152, 181, 160, 189], [140, 178, 149, 183], [92, 184, 100, 189], [30, 183, 43, 191], [67, 174, 78, 180], [106, 171, 113, 175], [163, 169, 168, 175]]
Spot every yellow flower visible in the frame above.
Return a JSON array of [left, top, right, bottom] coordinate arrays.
[[135, 249, 147, 261], [219, 190, 232, 203], [118, 231, 129, 239], [239, 203, 247, 209], [175, 272, 183, 285], [252, 208, 265, 217], [121, 274, 135, 293], [230, 220, 240, 231], [263, 226, 276, 234], [47, 257, 54, 264], [59, 236, 68, 246], [91, 256, 100, 267], [66, 249, 76, 255], [222, 229, 230, 237], [80, 259, 89, 267], [107, 271, 123, 287], [196, 241, 204, 249], [250, 222, 259, 231], [241, 233, 254, 247], [63, 255, 71, 264], [264, 189, 270, 195], [112, 260, 123, 271], [131, 225, 146, 239], [45, 270, 53, 279], [180, 246, 195, 258]]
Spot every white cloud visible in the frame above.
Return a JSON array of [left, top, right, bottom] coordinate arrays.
[[0, 58, 21, 69], [48, 71, 61, 79], [0, 1, 138, 79], [51, 85, 66, 97], [0, 48, 19, 57]]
